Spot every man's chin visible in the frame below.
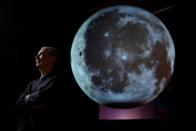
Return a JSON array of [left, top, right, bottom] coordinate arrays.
[[36, 64, 40, 68]]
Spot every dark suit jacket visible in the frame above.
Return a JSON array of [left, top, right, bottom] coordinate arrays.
[[15, 69, 68, 131]]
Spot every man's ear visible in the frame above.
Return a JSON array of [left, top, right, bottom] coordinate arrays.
[[51, 56, 57, 64]]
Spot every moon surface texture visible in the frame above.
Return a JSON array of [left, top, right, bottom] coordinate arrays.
[[71, 5, 175, 108]]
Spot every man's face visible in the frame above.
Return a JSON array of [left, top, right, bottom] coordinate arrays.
[[35, 48, 54, 68]]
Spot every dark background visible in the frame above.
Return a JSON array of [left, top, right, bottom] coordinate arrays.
[[0, 0, 194, 130]]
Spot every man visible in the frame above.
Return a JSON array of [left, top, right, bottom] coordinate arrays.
[[15, 47, 67, 131]]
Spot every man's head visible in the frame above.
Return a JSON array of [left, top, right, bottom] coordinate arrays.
[[35, 47, 60, 70]]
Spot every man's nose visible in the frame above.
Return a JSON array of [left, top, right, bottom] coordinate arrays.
[[35, 55, 39, 59]]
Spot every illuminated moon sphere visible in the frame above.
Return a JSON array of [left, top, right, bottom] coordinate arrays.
[[71, 5, 175, 108]]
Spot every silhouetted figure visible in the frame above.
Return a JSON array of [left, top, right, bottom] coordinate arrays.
[[15, 47, 68, 131]]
